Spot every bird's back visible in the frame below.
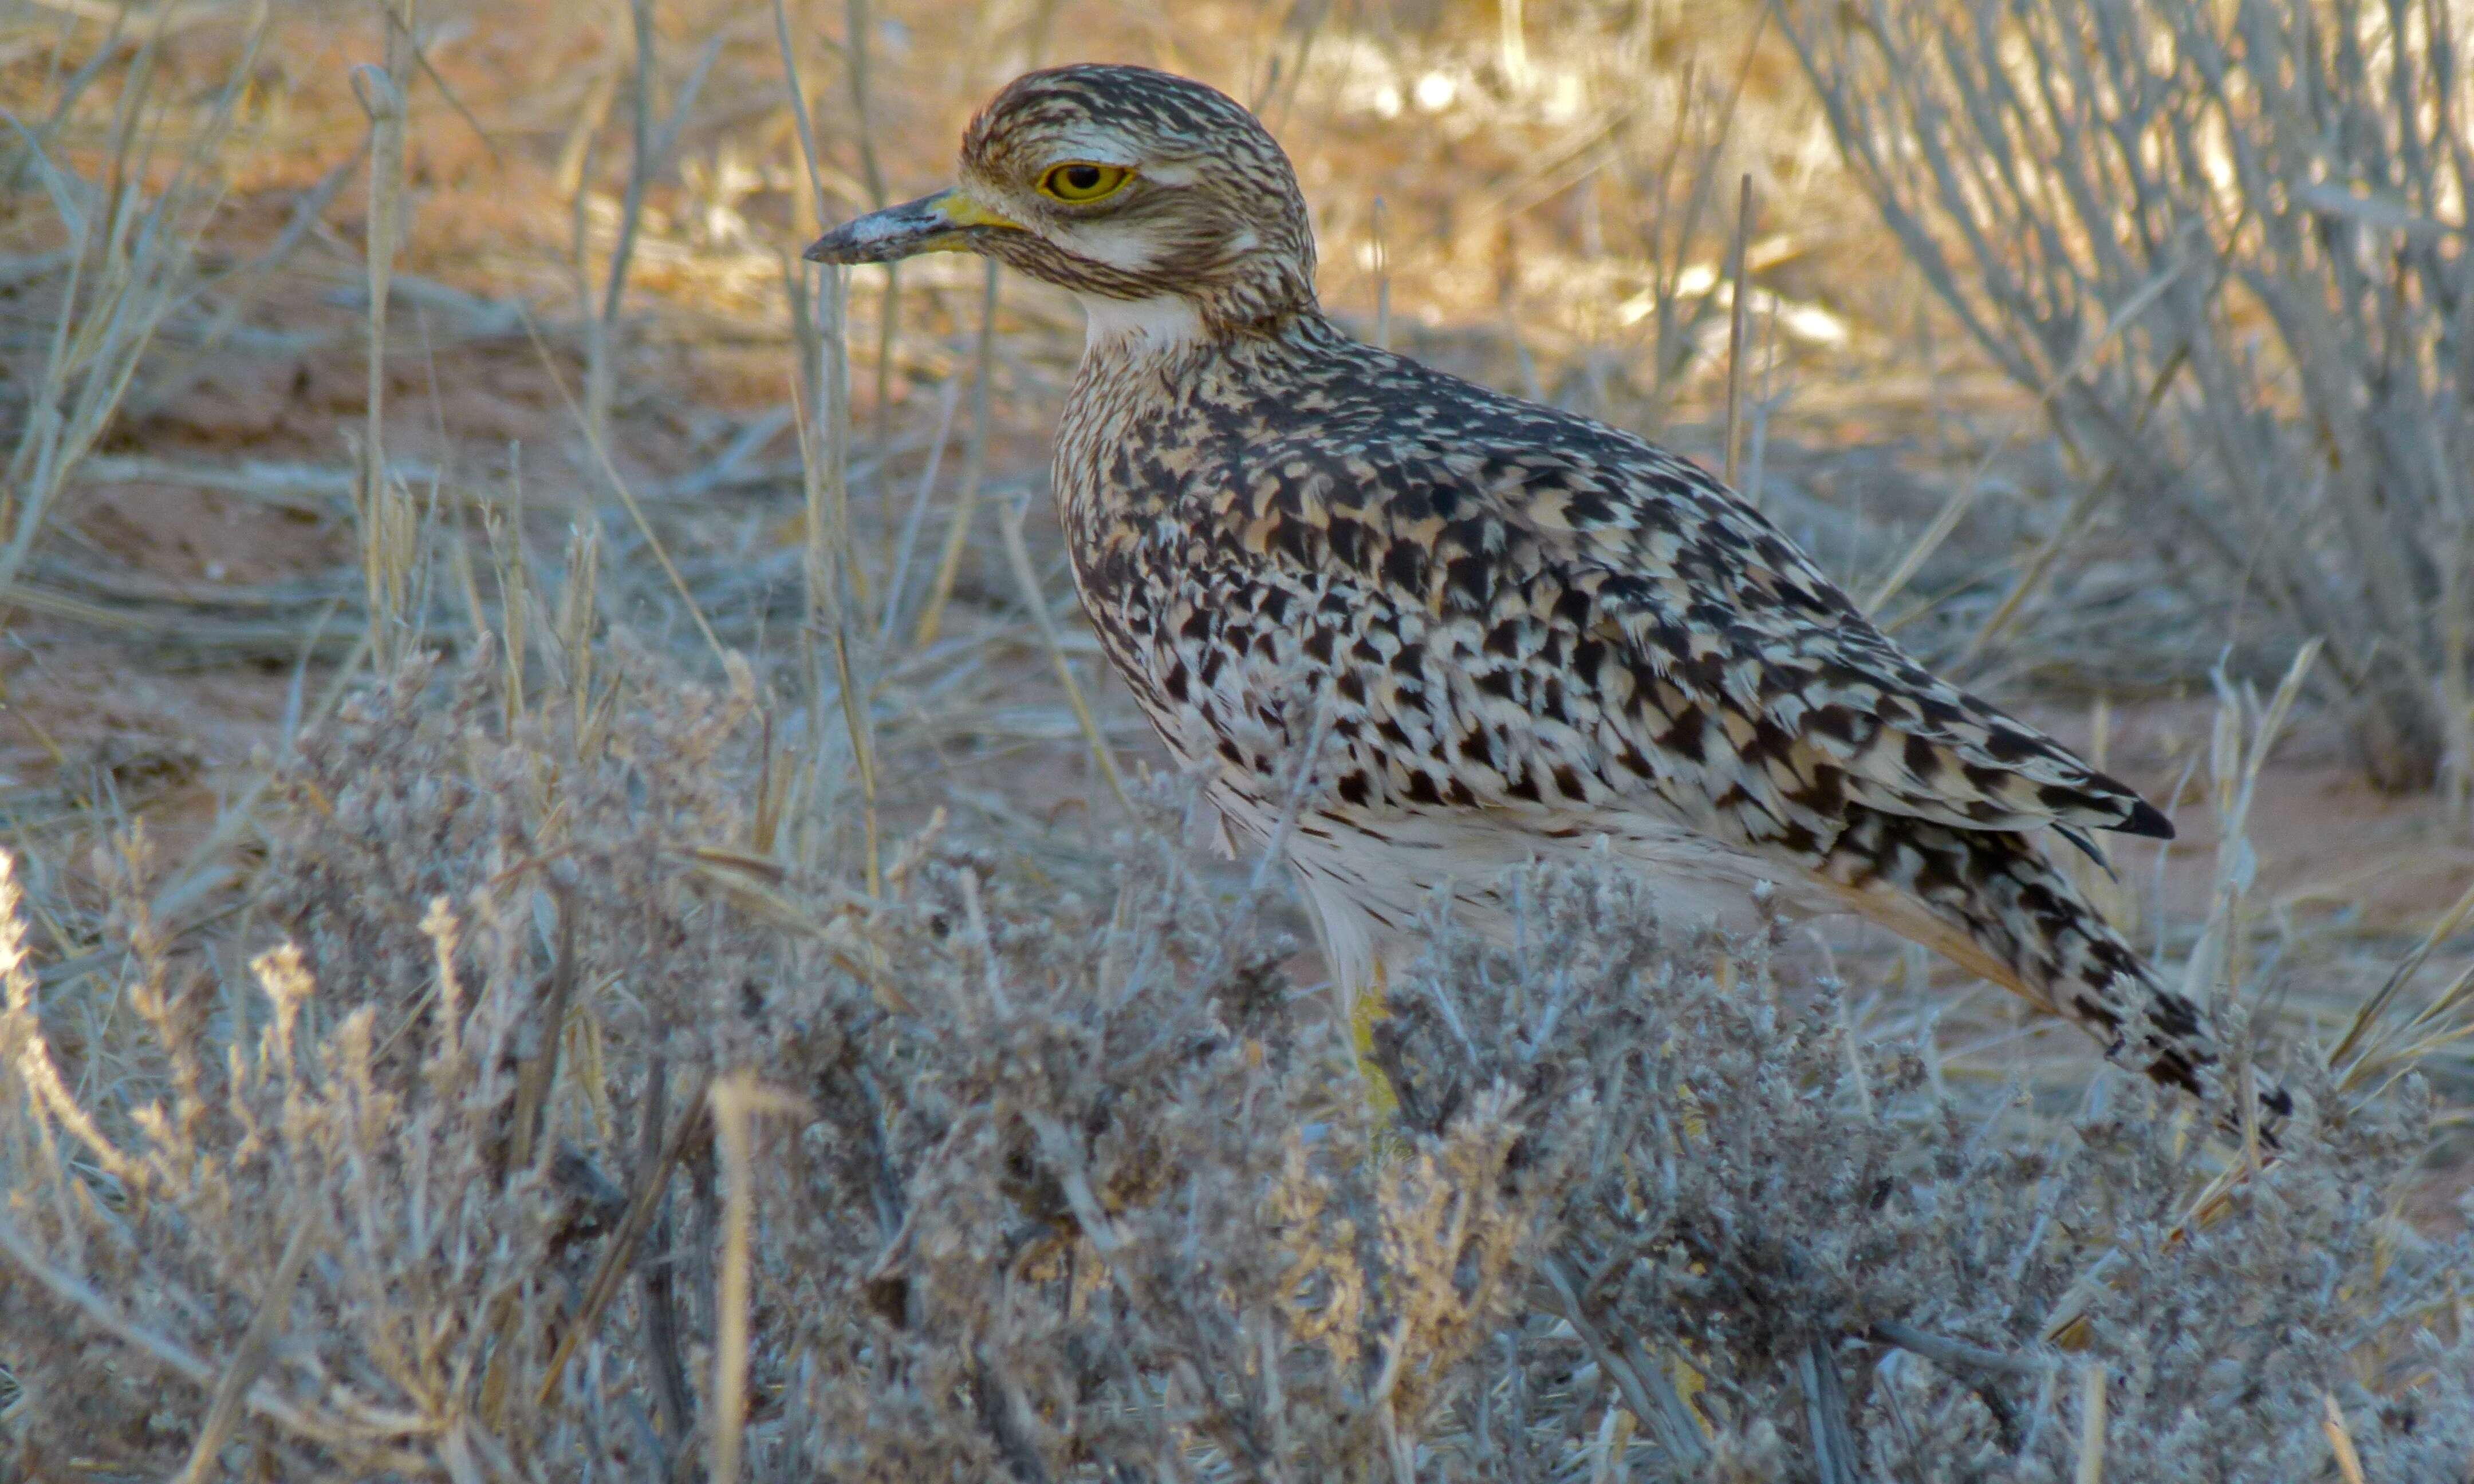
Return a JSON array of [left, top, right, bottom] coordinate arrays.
[[1055, 315, 2159, 845]]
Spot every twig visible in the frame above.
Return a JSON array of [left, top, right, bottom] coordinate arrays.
[[828, 615, 883, 893], [841, 0, 900, 460], [586, 0, 658, 445], [508, 885, 580, 1174], [637, 1057, 695, 1458], [2322, 1393, 2367, 1484], [589, 6, 723, 443], [476, 883, 582, 1429], [1871, 1320, 2030, 1450], [708, 1072, 812, 1484], [880, 371, 966, 643], [1538, 1258, 1708, 1467], [998, 495, 1132, 812], [1721, 172, 1753, 488], [379, 2, 502, 165], [1868, 1320, 2052, 1379], [770, 0, 825, 222], [601, 0, 659, 332], [353, 25, 412, 669], [972, 1348, 1057, 1484], [1370, 195, 1391, 353], [535, 1067, 715, 1409], [175, 1206, 321, 1484], [913, 259, 1003, 649], [2074, 1362, 2107, 1484], [1796, 1336, 1861, 1484]]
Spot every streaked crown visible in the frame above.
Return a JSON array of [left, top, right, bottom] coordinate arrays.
[[958, 65, 1319, 330]]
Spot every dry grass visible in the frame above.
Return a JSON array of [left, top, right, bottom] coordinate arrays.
[[1788, 0, 2474, 795], [0, 1, 2469, 1478], [3, 644, 2470, 1478]]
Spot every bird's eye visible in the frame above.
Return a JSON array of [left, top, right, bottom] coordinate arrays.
[[1038, 161, 1133, 204]]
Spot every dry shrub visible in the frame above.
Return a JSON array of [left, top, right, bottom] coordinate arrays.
[[1378, 868, 2474, 1477], [2, 649, 2469, 1479], [1786, 0, 2474, 794], [0, 646, 1553, 1481]]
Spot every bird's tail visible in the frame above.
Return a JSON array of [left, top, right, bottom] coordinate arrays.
[[1817, 806, 2291, 1142]]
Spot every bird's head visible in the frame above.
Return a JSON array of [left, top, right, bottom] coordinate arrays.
[[805, 65, 1317, 344]]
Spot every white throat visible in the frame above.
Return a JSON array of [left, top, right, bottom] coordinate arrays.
[[1080, 293, 1204, 354]]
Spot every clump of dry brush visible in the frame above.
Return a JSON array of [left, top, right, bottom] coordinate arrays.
[[1787, 0, 2474, 796], [3, 649, 2471, 1481]]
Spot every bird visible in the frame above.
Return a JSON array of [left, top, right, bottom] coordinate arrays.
[[805, 63, 2286, 1135]]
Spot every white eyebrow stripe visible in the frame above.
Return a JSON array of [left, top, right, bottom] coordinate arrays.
[[1039, 124, 1141, 165]]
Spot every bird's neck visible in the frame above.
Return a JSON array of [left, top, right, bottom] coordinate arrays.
[[1078, 293, 1210, 356], [1078, 292, 1337, 365]]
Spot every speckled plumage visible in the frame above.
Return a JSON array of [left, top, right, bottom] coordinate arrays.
[[808, 65, 2285, 1131]]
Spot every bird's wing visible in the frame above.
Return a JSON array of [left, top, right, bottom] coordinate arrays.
[[1149, 355, 2168, 853], [1456, 434, 2173, 843]]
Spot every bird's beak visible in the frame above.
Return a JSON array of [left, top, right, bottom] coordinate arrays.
[[802, 187, 1021, 264]]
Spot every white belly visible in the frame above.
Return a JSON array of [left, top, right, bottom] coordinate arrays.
[[1215, 787, 1828, 993]]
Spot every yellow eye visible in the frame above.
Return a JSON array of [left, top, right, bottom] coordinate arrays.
[[1038, 161, 1133, 204]]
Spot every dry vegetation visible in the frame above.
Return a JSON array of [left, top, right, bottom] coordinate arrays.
[[1788, 0, 2474, 796], [0, 1, 2470, 1479]]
